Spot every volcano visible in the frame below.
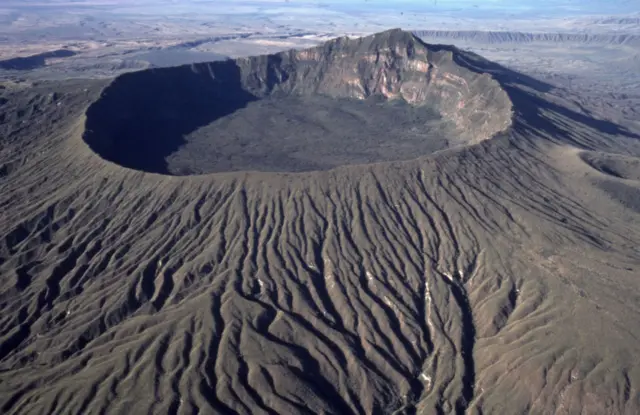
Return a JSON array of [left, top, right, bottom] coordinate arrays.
[[1, 29, 640, 414]]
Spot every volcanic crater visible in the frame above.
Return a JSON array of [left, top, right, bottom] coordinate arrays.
[[83, 29, 513, 175], [3, 27, 640, 415]]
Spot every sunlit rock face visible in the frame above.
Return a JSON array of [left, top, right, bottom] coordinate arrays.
[[238, 29, 513, 143]]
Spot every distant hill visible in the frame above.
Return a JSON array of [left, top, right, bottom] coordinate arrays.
[[0, 49, 77, 71], [414, 30, 640, 46]]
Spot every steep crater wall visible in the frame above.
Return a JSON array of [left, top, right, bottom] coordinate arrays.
[[83, 29, 513, 175]]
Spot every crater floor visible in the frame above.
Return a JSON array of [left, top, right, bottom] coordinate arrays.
[[167, 95, 454, 174]]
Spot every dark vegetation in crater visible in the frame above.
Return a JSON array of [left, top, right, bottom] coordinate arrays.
[[167, 95, 452, 174]]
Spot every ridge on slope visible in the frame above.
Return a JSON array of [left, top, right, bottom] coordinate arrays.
[[83, 29, 513, 175]]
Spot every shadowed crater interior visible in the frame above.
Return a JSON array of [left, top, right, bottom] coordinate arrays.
[[83, 29, 513, 175]]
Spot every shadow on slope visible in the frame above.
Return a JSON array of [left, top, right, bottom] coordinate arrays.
[[424, 42, 640, 148], [580, 152, 640, 181], [84, 60, 258, 174], [0, 50, 77, 71]]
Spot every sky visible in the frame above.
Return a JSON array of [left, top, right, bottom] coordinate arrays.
[[3, 0, 639, 15], [1, 0, 638, 34]]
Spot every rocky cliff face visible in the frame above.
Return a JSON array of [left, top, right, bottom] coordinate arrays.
[[235, 29, 512, 144]]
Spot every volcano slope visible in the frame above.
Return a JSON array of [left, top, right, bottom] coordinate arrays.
[[1, 29, 640, 414]]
